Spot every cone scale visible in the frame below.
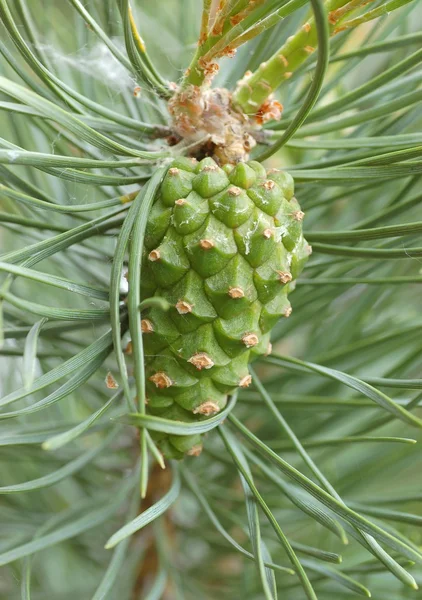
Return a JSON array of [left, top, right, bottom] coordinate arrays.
[[141, 157, 310, 458]]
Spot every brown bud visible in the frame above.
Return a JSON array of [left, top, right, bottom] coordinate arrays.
[[293, 210, 305, 222], [242, 333, 259, 348], [176, 300, 193, 315], [202, 165, 219, 172], [175, 198, 187, 206], [188, 352, 214, 370], [148, 249, 161, 262], [124, 341, 133, 355], [141, 319, 154, 333], [193, 401, 220, 416], [228, 287, 244, 299], [263, 228, 273, 239], [265, 342, 273, 356], [228, 186, 241, 197], [149, 372, 173, 389], [168, 167, 180, 176]]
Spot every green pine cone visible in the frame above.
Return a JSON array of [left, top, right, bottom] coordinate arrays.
[[141, 157, 310, 459]]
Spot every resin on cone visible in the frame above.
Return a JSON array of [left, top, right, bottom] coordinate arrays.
[[141, 157, 310, 458]]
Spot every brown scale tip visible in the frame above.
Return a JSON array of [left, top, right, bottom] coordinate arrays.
[[265, 342, 273, 356], [304, 45, 315, 53], [228, 186, 241, 197], [243, 136, 252, 151], [148, 249, 161, 262], [262, 180, 275, 190], [224, 47, 236, 58], [242, 333, 259, 348], [263, 228, 273, 239], [202, 165, 219, 172], [230, 14, 243, 26], [228, 286, 244, 299], [199, 239, 214, 250], [149, 371, 173, 389], [303, 22, 311, 32], [284, 306, 293, 318], [193, 401, 220, 416], [277, 271, 292, 284], [278, 54, 289, 67], [239, 374, 252, 388], [175, 198, 187, 206], [141, 319, 154, 333], [168, 167, 180, 176], [307, 244, 313, 255], [188, 352, 214, 370], [124, 341, 133, 355], [328, 12, 337, 25], [176, 300, 193, 315], [187, 444, 203, 457], [293, 210, 305, 222], [105, 372, 119, 389]]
